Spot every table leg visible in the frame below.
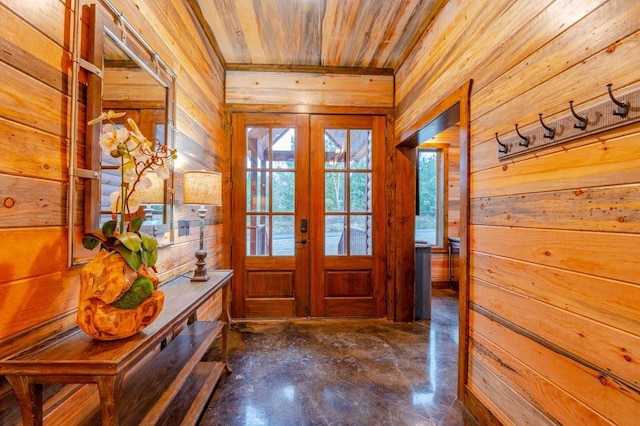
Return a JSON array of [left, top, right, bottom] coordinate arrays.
[[5, 376, 43, 426], [222, 283, 232, 373], [96, 375, 122, 426]]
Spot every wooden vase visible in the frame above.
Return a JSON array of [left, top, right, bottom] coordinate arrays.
[[77, 250, 164, 340]]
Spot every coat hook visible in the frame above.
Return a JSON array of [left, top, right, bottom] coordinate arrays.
[[569, 100, 588, 130], [606, 83, 630, 118], [495, 132, 507, 154], [515, 124, 529, 147], [538, 113, 555, 139]]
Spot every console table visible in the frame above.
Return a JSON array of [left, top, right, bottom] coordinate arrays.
[[0, 269, 233, 426]]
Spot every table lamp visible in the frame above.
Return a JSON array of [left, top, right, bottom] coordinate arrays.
[[135, 173, 165, 223], [183, 170, 222, 281]]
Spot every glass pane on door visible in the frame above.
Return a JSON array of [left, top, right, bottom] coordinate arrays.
[[324, 129, 346, 169], [273, 215, 294, 256], [325, 215, 346, 255], [273, 127, 295, 168], [349, 129, 371, 168], [246, 215, 269, 256], [325, 172, 345, 212], [246, 171, 269, 212]]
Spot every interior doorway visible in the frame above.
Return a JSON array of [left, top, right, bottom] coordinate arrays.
[[395, 81, 472, 400], [230, 113, 387, 319]]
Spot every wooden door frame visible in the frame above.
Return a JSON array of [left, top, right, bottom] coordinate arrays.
[[393, 80, 472, 401], [227, 111, 390, 319]]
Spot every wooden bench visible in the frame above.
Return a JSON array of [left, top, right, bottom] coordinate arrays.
[[0, 269, 233, 426]]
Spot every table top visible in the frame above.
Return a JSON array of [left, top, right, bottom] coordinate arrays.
[[0, 270, 233, 377]]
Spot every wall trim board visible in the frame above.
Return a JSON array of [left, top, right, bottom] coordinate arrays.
[[471, 303, 640, 396], [225, 63, 395, 76], [225, 103, 395, 115]]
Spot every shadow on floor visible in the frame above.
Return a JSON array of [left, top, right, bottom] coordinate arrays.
[[199, 289, 478, 426]]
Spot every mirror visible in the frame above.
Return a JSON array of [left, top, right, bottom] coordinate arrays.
[[100, 34, 169, 229], [70, 4, 176, 265]]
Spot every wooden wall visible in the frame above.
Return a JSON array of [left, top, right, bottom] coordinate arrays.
[[226, 70, 394, 109], [0, 0, 226, 422], [395, 0, 640, 424]]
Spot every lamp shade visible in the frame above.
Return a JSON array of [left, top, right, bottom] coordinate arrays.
[[135, 173, 165, 204], [183, 170, 222, 205]]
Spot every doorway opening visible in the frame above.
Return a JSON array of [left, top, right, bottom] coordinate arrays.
[[395, 81, 471, 400]]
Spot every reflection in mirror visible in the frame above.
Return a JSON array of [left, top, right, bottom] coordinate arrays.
[[101, 34, 169, 230], [70, 4, 176, 265]]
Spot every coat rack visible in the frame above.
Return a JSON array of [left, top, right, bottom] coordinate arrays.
[[496, 84, 639, 160]]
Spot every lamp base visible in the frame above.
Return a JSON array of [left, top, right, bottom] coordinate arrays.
[[191, 249, 210, 282]]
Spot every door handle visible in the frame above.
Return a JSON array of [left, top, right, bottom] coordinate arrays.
[[295, 238, 309, 244], [300, 218, 308, 233]]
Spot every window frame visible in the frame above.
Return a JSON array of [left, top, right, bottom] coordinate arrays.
[[415, 146, 448, 249]]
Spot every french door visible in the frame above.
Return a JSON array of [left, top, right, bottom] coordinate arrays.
[[231, 113, 386, 318]]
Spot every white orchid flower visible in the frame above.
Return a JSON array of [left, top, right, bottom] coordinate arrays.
[[126, 194, 141, 214], [128, 140, 153, 160], [109, 190, 122, 213], [121, 162, 138, 184], [87, 110, 126, 125], [88, 111, 178, 229], [155, 166, 170, 180], [136, 174, 153, 191], [99, 125, 129, 156]]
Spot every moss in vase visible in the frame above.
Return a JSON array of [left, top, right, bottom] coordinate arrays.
[[111, 276, 155, 309]]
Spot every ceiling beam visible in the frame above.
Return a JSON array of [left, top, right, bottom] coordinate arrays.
[[225, 63, 394, 76]]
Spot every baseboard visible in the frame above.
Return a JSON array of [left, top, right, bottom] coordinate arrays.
[[463, 386, 503, 426], [432, 280, 456, 289]]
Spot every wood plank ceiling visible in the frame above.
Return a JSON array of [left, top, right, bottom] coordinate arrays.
[[188, 0, 447, 73]]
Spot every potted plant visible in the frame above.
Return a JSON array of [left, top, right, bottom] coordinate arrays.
[[77, 110, 177, 340]]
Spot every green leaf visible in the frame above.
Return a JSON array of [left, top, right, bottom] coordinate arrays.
[[140, 232, 158, 252], [83, 229, 106, 241], [130, 217, 144, 233], [105, 236, 119, 249], [114, 245, 142, 270], [116, 232, 142, 252], [102, 220, 118, 237], [81, 235, 101, 250], [142, 247, 158, 268]]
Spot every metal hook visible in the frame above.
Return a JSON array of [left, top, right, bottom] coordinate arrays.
[[538, 113, 555, 139], [152, 53, 160, 74], [115, 14, 126, 42], [606, 84, 630, 118], [495, 132, 507, 154], [569, 100, 588, 130], [515, 124, 529, 147]]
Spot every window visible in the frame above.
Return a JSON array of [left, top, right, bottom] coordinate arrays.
[[416, 148, 444, 246]]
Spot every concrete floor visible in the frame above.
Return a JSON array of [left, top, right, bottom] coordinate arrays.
[[199, 289, 478, 426]]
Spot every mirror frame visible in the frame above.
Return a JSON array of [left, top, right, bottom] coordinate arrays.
[[70, 2, 176, 266]]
